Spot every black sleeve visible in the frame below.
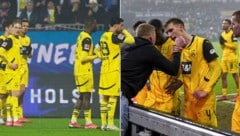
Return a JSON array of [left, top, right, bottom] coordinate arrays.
[[1, 38, 12, 50], [112, 33, 125, 44], [0, 61, 6, 71], [150, 46, 180, 76], [219, 35, 226, 45], [82, 38, 92, 52], [203, 40, 218, 63]]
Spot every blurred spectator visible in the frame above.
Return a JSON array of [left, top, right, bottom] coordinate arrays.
[[105, 0, 119, 14], [0, 0, 16, 24], [69, 0, 88, 24], [44, 0, 59, 24], [34, 0, 47, 24], [54, 0, 72, 23], [20, 1, 39, 27], [121, 0, 239, 40], [0, 0, 120, 30], [17, 0, 28, 17], [87, 0, 108, 25]]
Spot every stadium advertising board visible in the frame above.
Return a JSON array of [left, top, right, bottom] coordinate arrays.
[[21, 31, 119, 117]]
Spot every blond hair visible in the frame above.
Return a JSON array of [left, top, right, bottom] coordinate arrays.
[[136, 23, 155, 37]]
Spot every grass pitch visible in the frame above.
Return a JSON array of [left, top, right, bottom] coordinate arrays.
[[0, 118, 120, 136]]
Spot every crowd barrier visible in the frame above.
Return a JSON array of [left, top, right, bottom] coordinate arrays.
[[129, 105, 236, 136]]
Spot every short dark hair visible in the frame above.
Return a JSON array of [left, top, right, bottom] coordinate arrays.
[[148, 19, 163, 30], [164, 18, 184, 28], [84, 17, 96, 27], [223, 19, 231, 25], [232, 10, 240, 23], [2, 20, 12, 31], [110, 17, 124, 26], [12, 19, 21, 25], [21, 18, 29, 23], [132, 20, 146, 31]]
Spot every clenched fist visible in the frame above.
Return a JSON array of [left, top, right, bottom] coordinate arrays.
[[175, 36, 187, 47]]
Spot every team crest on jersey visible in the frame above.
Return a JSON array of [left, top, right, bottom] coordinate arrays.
[[190, 50, 196, 57], [182, 62, 192, 74], [117, 33, 125, 40], [84, 44, 90, 50]]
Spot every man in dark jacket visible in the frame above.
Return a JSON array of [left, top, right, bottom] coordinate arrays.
[[121, 23, 185, 136]]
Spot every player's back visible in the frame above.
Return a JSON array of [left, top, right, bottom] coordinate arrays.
[[99, 31, 120, 73], [150, 38, 176, 102]]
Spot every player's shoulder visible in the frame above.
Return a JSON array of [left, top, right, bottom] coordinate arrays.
[[163, 37, 174, 45], [193, 35, 210, 44], [25, 35, 31, 40], [7, 34, 14, 39], [0, 35, 6, 40], [78, 31, 92, 41], [102, 31, 112, 37], [100, 31, 111, 40]]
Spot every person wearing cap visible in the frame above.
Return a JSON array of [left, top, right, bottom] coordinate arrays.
[[95, 17, 134, 131]]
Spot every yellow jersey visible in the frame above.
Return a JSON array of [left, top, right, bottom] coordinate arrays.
[[99, 29, 135, 73], [5, 34, 21, 74], [181, 35, 219, 94], [149, 38, 176, 102], [219, 30, 238, 60], [74, 31, 94, 76], [19, 35, 31, 64], [0, 35, 8, 72], [98, 29, 134, 95]]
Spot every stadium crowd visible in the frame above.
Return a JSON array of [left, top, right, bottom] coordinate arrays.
[[0, 0, 119, 30], [121, 0, 240, 41]]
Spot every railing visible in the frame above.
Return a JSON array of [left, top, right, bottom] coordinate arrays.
[[0, 24, 106, 31], [129, 105, 236, 136]]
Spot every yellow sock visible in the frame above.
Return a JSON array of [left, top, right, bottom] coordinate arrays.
[[71, 109, 80, 122], [100, 99, 108, 126], [18, 106, 23, 118], [107, 97, 117, 126], [0, 99, 3, 118], [5, 96, 12, 121], [84, 109, 92, 124], [2, 98, 6, 118], [222, 88, 227, 96], [11, 96, 19, 121], [237, 89, 240, 95]]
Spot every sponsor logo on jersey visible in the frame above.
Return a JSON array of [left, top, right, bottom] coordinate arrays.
[[84, 44, 90, 50], [117, 33, 125, 40], [182, 62, 192, 74], [1, 42, 7, 47]]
